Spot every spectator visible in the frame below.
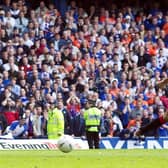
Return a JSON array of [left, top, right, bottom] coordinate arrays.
[[19, 88, 29, 106], [0, 75, 5, 94], [35, 1, 48, 16], [6, 115, 28, 139], [130, 97, 145, 119], [127, 113, 142, 134], [15, 11, 28, 34], [107, 104, 123, 136], [100, 108, 113, 137], [10, 76, 21, 97], [32, 104, 44, 138], [157, 107, 168, 137], [3, 56, 19, 72], [73, 109, 85, 137], [0, 112, 7, 134], [109, 79, 120, 100], [23, 108, 34, 138], [2, 71, 11, 87], [66, 94, 81, 135], [0, 0, 168, 139], [1, 97, 19, 126], [119, 96, 134, 128], [10, 1, 20, 19], [141, 108, 158, 136], [4, 11, 16, 29]]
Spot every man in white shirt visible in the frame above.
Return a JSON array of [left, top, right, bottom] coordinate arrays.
[[3, 56, 19, 72], [4, 11, 16, 28], [15, 11, 28, 33]]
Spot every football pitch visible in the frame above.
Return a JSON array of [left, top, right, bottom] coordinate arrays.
[[0, 149, 168, 168]]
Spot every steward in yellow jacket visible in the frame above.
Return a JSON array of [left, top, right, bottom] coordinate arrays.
[[83, 99, 101, 149], [47, 105, 64, 139]]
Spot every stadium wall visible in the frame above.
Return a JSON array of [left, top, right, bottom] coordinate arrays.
[[1, 137, 168, 150]]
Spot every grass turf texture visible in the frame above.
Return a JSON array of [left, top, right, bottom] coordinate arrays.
[[0, 150, 168, 168]]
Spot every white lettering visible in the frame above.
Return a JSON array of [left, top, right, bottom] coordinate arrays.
[[163, 140, 168, 149], [147, 140, 162, 149], [101, 140, 114, 149], [114, 140, 125, 149], [127, 140, 144, 149]]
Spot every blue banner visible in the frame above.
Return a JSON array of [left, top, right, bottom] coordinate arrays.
[[99, 137, 168, 149]]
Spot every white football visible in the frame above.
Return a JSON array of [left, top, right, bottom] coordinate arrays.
[[57, 135, 73, 153]]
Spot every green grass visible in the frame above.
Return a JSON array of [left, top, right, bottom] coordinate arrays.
[[0, 149, 168, 168]]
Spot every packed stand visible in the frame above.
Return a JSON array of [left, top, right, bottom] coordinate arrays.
[[0, 0, 168, 139]]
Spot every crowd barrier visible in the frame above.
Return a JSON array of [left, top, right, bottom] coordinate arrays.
[[0, 137, 168, 150]]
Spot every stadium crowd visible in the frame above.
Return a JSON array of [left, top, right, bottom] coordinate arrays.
[[0, 0, 168, 139]]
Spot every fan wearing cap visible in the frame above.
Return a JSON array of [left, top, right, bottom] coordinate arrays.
[[83, 99, 101, 149]]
